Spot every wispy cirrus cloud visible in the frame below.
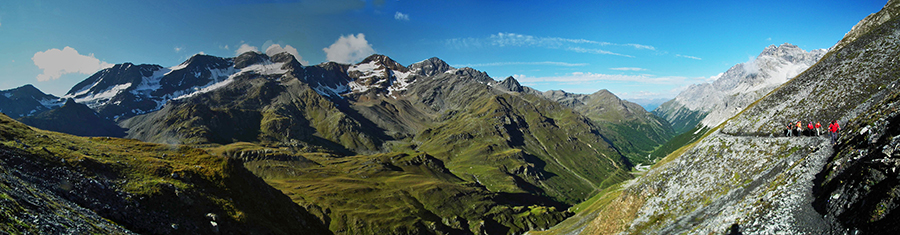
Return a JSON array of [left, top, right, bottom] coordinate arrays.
[[443, 33, 654, 57], [515, 71, 710, 85], [610, 67, 647, 71], [452, 61, 588, 67], [565, 47, 632, 57], [676, 54, 702, 60]]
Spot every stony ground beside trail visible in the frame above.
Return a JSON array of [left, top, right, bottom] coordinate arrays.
[[624, 131, 841, 234]]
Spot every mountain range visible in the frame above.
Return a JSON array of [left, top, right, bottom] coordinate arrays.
[[6, 1, 897, 233], [0, 46, 676, 233]]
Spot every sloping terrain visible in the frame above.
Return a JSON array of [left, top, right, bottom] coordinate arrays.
[[18, 99, 126, 137], [543, 89, 675, 164], [537, 0, 900, 234], [0, 113, 330, 234], [7, 39, 676, 233], [108, 53, 637, 234]]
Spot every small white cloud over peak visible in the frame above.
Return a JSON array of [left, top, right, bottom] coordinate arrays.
[[235, 43, 259, 56], [742, 56, 759, 74], [394, 12, 409, 21], [676, 54, 702, 60], [266, 44, 310, 65], [32, 47, 113, 82], [610, 67, 647, 71], [174, 46, 183, 52], [198, 51, 206, 55], [708, 72, 725, 82], [323, 33, 375, 64]]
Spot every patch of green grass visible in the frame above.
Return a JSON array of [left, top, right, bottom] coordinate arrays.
[[1, 113, 330, 234]]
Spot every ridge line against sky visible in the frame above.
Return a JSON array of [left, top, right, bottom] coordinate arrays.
[[0, 0, 887, 101]]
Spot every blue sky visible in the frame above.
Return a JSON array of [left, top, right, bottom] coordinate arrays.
[[0, 0, 887, 101]]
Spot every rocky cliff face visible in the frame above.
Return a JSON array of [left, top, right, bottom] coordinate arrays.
[[654, 43, 826, 133]]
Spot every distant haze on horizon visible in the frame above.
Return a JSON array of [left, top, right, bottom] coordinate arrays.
[[0, 0, 887, 101]]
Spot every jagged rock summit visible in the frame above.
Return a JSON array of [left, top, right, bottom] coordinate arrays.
[[654, 43, 827, 133]]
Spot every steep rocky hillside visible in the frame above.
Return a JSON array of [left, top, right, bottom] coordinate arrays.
[[654, 43, 826, 134], [0, 113, 329, 234], [537, 1, 900, 234]]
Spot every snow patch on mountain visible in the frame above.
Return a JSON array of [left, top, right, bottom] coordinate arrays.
[[174, 62, 286, 100], [387, 70, 414, 95], [71, 83, 132, 108]]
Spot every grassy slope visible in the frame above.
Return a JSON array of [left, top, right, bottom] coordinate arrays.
[[208, 143, 570, 235], [0, 113, 329, 234], [569, 91, 676, 165], [416, 93, 632, 205]]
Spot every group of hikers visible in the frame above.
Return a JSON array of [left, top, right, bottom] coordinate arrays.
[[784, 120, 841, 144]]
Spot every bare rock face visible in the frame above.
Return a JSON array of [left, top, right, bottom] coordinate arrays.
[[654, 43, 826, 133]]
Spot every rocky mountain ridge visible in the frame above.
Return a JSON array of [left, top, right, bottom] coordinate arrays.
[[654, 43, 827, 133], [0, 84, 63, 118]]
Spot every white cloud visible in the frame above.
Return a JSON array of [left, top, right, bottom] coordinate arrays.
[[566, 47, 633, 57], [235, 44, 259, 56], [394, 12, 409, 21], [625, 43, 655, 50], [32, 47, 113, 82], [610, 67, 647, 71], [198, 51, 206, 55], [487, 33, 654, 50], [742, 56, 759, 74], [453, 61, 588, 67], [266, 44, 310, 65], [174, 47, 183, 52], [323, 33, 375, 64], [676, 54, 702, 60], [708, 72, 725, 82], [515, 71, 711, 85]]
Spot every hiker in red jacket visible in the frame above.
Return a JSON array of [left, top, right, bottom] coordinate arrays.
[[807, 122, 814, 136], [829, 120, 841, 145], [815, 121, 822, 136]]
